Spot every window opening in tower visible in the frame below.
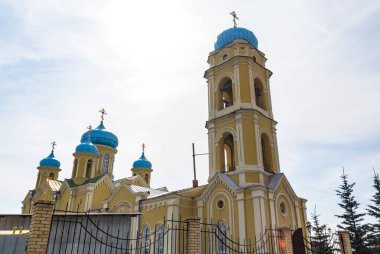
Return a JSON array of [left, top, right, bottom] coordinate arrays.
[[223, 134, 235, 172], [220, 80, 233, 109]]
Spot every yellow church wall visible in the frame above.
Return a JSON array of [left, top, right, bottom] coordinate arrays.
[[108, 187, 135, 212], [241, 118, 257, 165], [243, 192, 256, 239], [72, 195, 85, 212], [238, 64, 252, 103], [141, 204, 167, 229], [91, 183, 111, 210], [214, 116, 236, 132], [210, 194, 230, 225], [229, 174, 239, 184], [178, 199, 197, 220], [252, 66, 266, 84], [245, 172, 260, 183], [95, 145, 117, 176], [264, 197, 272, 228], [36, 187, 53, 202], [56, 188, 70, 211], [232, 198, 240, 240], [276, 195, 292, 227]]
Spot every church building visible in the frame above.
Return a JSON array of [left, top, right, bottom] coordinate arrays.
[[22, 21, 308, 245]]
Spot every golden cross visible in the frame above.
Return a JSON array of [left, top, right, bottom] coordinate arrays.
[[142, 143, 146, 153], [51, 141, 57, 152], [87, 125, 92, 138], [99, 108, 107, 123], [230, 11, 239, 28]]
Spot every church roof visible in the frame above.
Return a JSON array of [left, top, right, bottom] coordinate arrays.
[[214, 27, 258, 50], [65, 174, 106, 188], [46, 179, 62, 192], [129, 185, 168, 199]]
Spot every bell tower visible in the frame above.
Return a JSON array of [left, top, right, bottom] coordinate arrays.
[[205, 25, 280, 186]]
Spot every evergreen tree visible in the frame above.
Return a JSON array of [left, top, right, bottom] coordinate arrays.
[[310, 207, 333, 254], [335, 169, 368, 254], [366, 169, 380, 253]]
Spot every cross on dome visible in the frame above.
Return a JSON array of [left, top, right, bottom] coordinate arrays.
[[99, 108, 107, 123], [230, 11, 239, 28], [142, 143, 146, 153], [87, 125, 92, 138], [51, 141, 57, 152]]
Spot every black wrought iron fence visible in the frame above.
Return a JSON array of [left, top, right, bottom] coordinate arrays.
[[200, 221, 282, 254], [47, 210, 191, 254]]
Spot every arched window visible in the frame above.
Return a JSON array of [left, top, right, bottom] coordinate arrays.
[[217, 221, 227, 254], [261, 133, 273, 173], [155, 224, 164, 254], [145, 174, 149, 184], [102, 154, 110, 173], [254, 78, 266, 110], [86, 160, 93, 178], [48, 172, 54, 179], [219, 79, 233, 109], [142, 226, 150, 254], [223, 134, 235, 172]]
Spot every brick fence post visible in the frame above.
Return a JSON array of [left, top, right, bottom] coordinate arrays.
[[26, 200, 55, 254], [278, 227, 294, 254], [338, 231, 352, 254], [184, 217, 201, 254]]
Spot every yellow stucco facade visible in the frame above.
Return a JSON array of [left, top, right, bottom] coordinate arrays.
[[22, 26, 308, 245]]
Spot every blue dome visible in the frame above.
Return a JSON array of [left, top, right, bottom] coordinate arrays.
[[133, 153, 152, 169], [39, 151, 60, 168], [214, 27, 258, 50], [75, 136, 99, 155], [81, 122, 118, 149]]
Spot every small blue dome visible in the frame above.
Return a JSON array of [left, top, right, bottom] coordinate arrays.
[[75, 136, 99, 155], [81, 122, 118, 149], [39, 151, 60, 168], [133, 153, 152, 169], [214, 27, 258, 50]]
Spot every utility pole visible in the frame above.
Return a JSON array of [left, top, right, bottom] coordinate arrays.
[[192, 143, 208, 188]]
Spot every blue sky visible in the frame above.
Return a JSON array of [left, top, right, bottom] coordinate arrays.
[[0, 0, 379, 228]]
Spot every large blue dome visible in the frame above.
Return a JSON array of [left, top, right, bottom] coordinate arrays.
[[39, 151, 60, 168], [214, 27, 258, 50], [133, 153, 152, 169], [81, 122, 118, 149], [76, 136, 99, 155]]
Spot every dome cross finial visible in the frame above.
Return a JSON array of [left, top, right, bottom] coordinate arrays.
[[99, 108, 107, 123], [51, 141, 57, 152], [230, 11, 239, 28], [87, 125, 92, 138], [142, 143, 146, 153]]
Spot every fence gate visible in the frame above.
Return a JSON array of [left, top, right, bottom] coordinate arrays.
[[292, 228, 306, 254], [200, 222, 281, 254], [47, 211, 190, 254]]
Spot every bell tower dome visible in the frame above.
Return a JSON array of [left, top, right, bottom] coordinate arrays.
[[205, 24, 280, 186]]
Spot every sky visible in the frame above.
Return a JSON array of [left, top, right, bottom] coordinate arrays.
[[0, 0, 379, 228]]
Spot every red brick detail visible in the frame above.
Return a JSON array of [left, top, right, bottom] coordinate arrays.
[[278, 227, 294, 254]]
